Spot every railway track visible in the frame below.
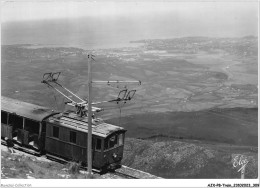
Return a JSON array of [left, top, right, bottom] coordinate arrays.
[[110, 171, 139, 179], [117, 165, 162, 179]]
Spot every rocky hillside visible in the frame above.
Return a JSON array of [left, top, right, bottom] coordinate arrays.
[[122, 138, 258, 179]]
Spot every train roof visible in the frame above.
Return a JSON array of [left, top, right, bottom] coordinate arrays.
[[1, 96, 59, 122], [47, 111, 126, 138]]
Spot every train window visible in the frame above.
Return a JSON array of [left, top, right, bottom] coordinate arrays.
[[110, 135, 117, 148], [42, 122, 46, 133], [53, 126, 59, 138], [13, 116, 23, 129], [70, 131, 77, 144], [8, 114, 15, 126], [25, 119, 39, 134], [104, 135, 120, 150], [96, 138, 102, 151], [1, 111, 7, 124], [92, 138, 95, 149], [104, 139, 109, 150], [118, 134, 123, 146]]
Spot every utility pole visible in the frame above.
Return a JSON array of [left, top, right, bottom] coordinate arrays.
[[86, 54, 140, 178], [87, 54, 92, 178]]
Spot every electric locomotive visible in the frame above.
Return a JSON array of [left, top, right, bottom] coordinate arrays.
[[1, 96, 126, 171]]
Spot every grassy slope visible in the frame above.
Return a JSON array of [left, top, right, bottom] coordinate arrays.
[[122, 138, 258, 179]]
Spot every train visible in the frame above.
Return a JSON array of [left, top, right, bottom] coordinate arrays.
[[1, 96, 127, 172]]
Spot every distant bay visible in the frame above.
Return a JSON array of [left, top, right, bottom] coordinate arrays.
[[1, 18, 149, 50]]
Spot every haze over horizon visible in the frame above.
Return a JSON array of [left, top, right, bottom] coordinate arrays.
[[1, 1, 258, 48]]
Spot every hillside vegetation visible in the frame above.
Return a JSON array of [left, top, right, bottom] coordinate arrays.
[[122, 138, 258, 179]]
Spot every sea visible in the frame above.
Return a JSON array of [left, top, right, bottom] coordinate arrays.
[[1, 13, 257, 50], [1, 17, 150, 50]]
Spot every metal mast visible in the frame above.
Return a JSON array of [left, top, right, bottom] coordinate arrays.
[[87, 54, 93, 178]]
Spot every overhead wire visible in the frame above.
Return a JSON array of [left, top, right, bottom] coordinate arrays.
[[90, 58, 142, 122]]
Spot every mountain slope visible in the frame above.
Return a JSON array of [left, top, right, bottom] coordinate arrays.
[[122, 138, 258, 179]]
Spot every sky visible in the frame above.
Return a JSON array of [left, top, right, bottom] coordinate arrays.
[[1, 0, 258, 43], [1, 1, 258, 23]]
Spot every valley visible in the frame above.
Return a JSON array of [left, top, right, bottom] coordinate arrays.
[[1, 36, 258, 179]]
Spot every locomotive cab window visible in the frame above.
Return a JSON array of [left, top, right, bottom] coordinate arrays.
[[70, 131, 77, 144], [1, 111, 7, 124], [53, 126, 59, 138], [104, 135, 118, 150], [118, 133, 123, 146], [95, 138, 102, 151], [110, 135, 118, 148]]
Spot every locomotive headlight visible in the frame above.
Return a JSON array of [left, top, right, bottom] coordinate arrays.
[[113, 153, 117, 159]]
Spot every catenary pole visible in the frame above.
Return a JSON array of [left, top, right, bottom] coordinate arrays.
[[87, 54, 92, 178]]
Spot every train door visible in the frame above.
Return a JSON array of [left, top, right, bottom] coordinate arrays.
[[40, 121, 46, 151], [92, 137, 104, 169]]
